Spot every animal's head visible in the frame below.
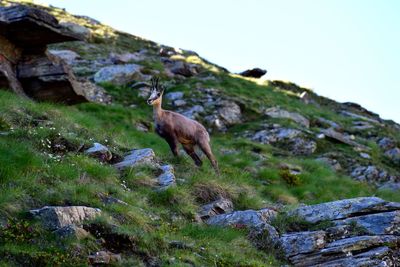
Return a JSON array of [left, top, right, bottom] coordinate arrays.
[[147, 77, 165, 105]]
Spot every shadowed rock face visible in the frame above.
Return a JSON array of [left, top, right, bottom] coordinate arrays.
[[279, 197, 400, 266], [0, 5, 97, 104]]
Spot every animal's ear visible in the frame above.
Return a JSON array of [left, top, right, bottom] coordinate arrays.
[[159, 85, 165, 94]]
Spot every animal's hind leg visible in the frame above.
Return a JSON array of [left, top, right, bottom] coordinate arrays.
[[198, 139, 219, 174], [182, 144, 203, 167]]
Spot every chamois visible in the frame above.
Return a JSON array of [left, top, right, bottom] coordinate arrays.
[[147, 77, 219, 174]]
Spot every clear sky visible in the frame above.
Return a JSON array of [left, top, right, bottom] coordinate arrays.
[[39, 0, 400, 123]]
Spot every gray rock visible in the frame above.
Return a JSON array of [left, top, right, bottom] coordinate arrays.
[[30, 206, 101, 230], [238, 68, 267, 78], [85, 142, 112, 162], [157, 165, 176, 189], [251, 126, 317, 155], [165, 91, 184, 101], [316, 117, 341, 130], [378, 137, 396, 150], [94, 64, 142, 85], [163, 59, 198, 77], [316, 157, 342, 171], [359, 152, 371, 159], [341, 111, 380, 124], [334, 210, 400, 235], [109, 51, 145, 64], [48, 50, 80, 64], [173, 99, 186, 107], [113, 148, 156, 170], [198, 198, 234, 221], [265, 107, 310, 128], [350, 165, 397, 185], [321, 128, 365, 148], [385, 147, 400, 164], [352, 121, 374, 130], [78, 78, 112, 104], [280, 231, 326, 257], [59, 21, 91, 40], [217, 101, 242, 126], [54, 225, 90, 239], [289, 197, 400, 224], [379, 182, 400, 191], [206, 208, 277, 229], [181, 105, 204, 119]]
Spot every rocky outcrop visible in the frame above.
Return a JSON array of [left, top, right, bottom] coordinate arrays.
[[85, 142, 112, 162], [198, 198, 234, 221], [0, 5, 97, 104], [249, 124, 317, 155], [280, 197, 400, 266], [113, 148, 156, 170], [157, 165, 176, 190]]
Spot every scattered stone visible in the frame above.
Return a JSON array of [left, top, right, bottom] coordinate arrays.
[[162, 58, 199, 77], [359, 152, 371, 159], [385, 147, 400, 164], [135, 121, 150, 132], [379, 182, 400, 191], [315, 117, 341, 130], [181, 105, 204, 119], [350, 165, 398, 185], [321, 128, 366, 149], [78, 78, 112, 104], [198, 198, 234, 221], [206, 208, 277, 229], [280, 231, 326, 257], [97, 193, 128, 206], [341, 110, 380, 124], [94, 64, 143, 85], [109, 51, 145, 64], [250, 125, 317, 155], [217, 100, 242, 126], [85, 142, 112, 162], [30, 206, 101, 230], [113, 148, 156, 170], [173, 99, 186, 107], [378, 137, 396, 150], [352, 121, 374, 131], [238, 68, 267, 78], [88, 251, 121, 265], [157, 165, 176, 189], [265, 107, 310, 128], [165, 91, 184, 101]]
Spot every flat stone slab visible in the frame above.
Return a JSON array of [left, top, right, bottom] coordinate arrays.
[[113, 148, 156, 170], [157, 164, 176, 189], [30, 206, 101, 230]]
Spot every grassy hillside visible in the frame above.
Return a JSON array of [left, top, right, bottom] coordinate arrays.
[[0, 1, 399, 266]]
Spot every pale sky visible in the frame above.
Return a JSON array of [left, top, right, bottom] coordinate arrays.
[[39, 0, 400, 123]]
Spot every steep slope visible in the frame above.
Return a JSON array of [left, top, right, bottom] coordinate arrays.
[[0, 1, 399, 266]]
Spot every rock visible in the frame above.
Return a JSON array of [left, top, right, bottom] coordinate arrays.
[[157, 165, 176, 189], [280, 231, 326, 257], [59, 21, 91, 41], [88, 251, 121, 265], [334, 210, 400, 235], [316, 156, 342, 171], [97, 193, 128, 206], [54, 225, 90, 239], [352, 121, 374, 130], [289, 197, 400, 224], [251, 126, 317, 155], [159, 47, 181, 57], [265, 107, 310, 128], [315, 117, 341, 130], [198, 198, 234, 221], [85, 142, 112, 162], [48, 50, 80, 64], [279, 163, 302, 175], [30, 206, 101, 230], [378, 137, 396, 150], [321, 128, 366, 149], [113, 148, 156, 170], [181, 105, 204, 119], [379, 182, 400, 191], [78, 78, 112, 104], [341, 110, 380, 124], [173, 99, 186, 107], [165, 91, 184, 101], [217, 101, 242, 126], [359, 152, 371, 159], [162, 58, 199, 77], [350, 165, 398, 185], [385, 147, 400, 164], [94, 64, 143, 85], [279, 197, 400, 266], [109, 51, 145, 64], [206, 208, 277, 229], [239, 68, 267, 78]]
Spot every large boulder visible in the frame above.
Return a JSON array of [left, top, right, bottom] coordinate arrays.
[[265, 107, 309, 128], [30, 206, 101, 230], [94, 64, 143, 85], [217, 100, 242, 126]]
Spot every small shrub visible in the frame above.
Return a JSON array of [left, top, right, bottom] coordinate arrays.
[[279, 170, 301, 186]]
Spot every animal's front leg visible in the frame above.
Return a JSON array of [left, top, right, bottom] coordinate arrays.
[[165, 136, 179, 156]]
